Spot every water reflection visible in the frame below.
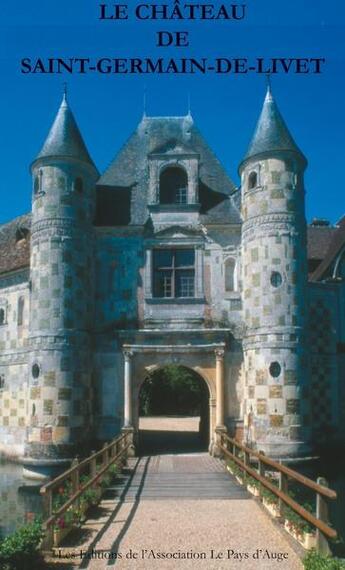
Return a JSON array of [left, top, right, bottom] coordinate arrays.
[[0, 459, 42, 538]]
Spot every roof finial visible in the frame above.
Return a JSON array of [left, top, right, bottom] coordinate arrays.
[[62, 82, 68, 106], [143, 85, 147, 118], [187, 91, 191, 116], [266, 73, 272, 99]]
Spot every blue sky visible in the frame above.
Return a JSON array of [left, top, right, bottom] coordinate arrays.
[[0, 0, 344, 224]]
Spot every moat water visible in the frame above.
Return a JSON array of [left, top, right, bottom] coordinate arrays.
[[0, 459, 43, 539]]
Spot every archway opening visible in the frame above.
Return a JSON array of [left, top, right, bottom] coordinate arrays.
[[159, 166, 188, 204], [138, 365, 210, 455]]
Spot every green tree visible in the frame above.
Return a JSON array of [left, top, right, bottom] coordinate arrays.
[[139, 365, 206, 416]]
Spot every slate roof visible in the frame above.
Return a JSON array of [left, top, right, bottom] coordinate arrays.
[[0, 214, 31, 276], [240, 87, 307, 168], [310, 216, 345, 281], [34, 94, 95, 167], [307, 225, 337, 261], [95, 115, 241, 226]]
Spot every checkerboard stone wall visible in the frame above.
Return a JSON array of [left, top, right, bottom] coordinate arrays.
[[308, 294, 338, 433], [0, 273, 30, 451], [26, 343, 93, 454], [26, 159, 98, 459], [0, 274, 30, 353], [241, 156, 308, 455]]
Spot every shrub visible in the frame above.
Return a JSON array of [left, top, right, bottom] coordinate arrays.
[[261, 486, 279, 505], [108, 463, 119, 480], [0, 520, 45, 570], [227, 459, 243, 478], [303, 550, 345, 569], [284, 504, 314, 536], [246, 475, 260, 489]]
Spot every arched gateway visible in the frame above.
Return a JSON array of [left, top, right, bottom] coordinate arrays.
[[121, 344, 226, 456], [138, 365, 210, 453]]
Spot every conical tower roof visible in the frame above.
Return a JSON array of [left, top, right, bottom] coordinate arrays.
[[34, 93, 95, 166], [240, 86, 306, 169]]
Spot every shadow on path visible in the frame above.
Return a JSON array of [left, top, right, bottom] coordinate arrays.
[[77, 457, 150, 569]]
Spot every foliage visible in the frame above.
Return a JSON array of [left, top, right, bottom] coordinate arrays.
[[303, 550, 345, 570], [227, 459, 243, 479], [246, 475, 260, 489], [284, 504, 314, 535], [108, 463, 119, 480], [100, 474, 111, 488], [139, 365, 207, 416], [261, 486, 279, 506], [0, 519, 45, 570]]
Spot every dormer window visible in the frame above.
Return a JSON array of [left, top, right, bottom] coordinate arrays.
[[248, 171, 258, 190], [160, 166, 188, 204]]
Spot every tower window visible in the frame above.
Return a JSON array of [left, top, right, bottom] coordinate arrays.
[[74, 177, 83, 193], [17, 297, 24, 326], [0, 308, 5, 325], [159, 166, 188, 204], [0, 375, 4, 390], [34, 176, 40, 194], [153, 249, 195, 298], [58, 176, 66, 190], [285, 159, 294, 171], [32, 363, 40, 379], [271, 271, 282, 288], [248, 171, 258, 190], [34, 170, 43, 194], [269, 362, 281, 378]]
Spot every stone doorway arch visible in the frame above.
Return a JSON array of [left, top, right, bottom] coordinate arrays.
[[137, 364, 211, 454], [121, 343, 226, 455]]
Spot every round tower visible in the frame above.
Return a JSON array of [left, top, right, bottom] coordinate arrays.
[[239, 85, 309, 458], [24, 92, 99, 476]]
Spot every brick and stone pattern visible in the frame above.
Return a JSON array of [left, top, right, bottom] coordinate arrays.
[[308, 286, 339, 438], [0, 272, 30, 455], [26, 156, 98, 459], [240, 156, 309, 456]]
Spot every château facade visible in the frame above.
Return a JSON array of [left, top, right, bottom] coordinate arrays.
[[0, 87, 344, 476]]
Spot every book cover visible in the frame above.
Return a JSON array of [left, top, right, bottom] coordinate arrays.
[[0, 1, 344, 568]]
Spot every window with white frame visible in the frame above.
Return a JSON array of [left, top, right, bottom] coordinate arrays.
[[153, 249, 195, 298]]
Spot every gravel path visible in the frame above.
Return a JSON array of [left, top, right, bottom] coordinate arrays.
[[46, 419, 303, 570], [48, 456, 303, 570]]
